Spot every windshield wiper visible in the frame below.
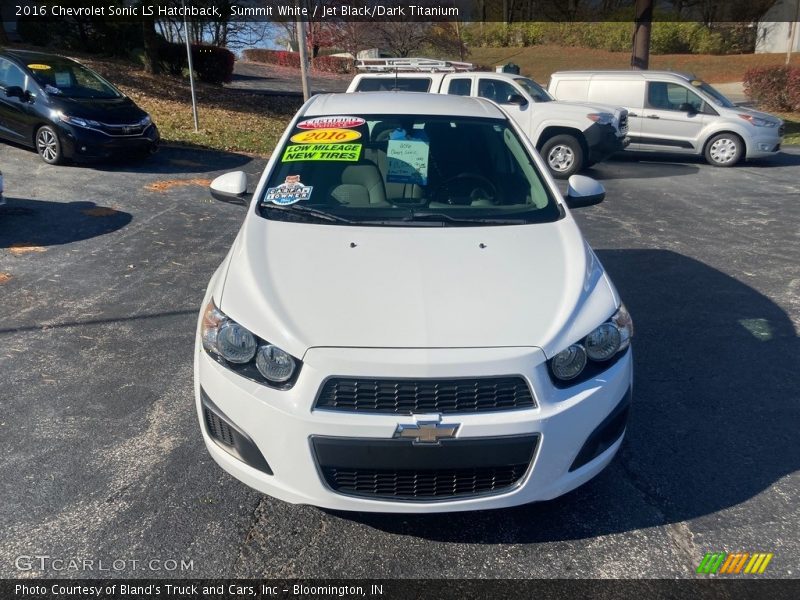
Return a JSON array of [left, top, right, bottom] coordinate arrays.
[[260, 203, 354, 224], [405, 212, 529, 226]]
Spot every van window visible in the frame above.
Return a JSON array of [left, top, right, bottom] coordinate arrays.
[[647, 82, 704, 112], [447, 78, 471, 96], [478, 79, 519, 104], [588, 80, 645, 109], [356, 78, 431, 92], [552, 79, 588, 102]]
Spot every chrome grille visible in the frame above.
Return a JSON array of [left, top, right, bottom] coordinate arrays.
[[315, 377, 535, 414]]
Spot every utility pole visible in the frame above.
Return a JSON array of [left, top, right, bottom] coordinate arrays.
[[788, 0, 800, 65], [183, 1, 199, 132], [631, 0, 653, 70], [296, 16, 311, 101]]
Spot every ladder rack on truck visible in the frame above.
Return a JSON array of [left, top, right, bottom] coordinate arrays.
[[354, 58, 474, 73]]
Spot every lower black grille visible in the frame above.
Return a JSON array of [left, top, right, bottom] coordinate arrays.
[[322, 465, 528, 499], [204, 407, 235, 446], [619, 113, 629, 136], [315, 376, 535, 414], [312, 435, 538, 501]]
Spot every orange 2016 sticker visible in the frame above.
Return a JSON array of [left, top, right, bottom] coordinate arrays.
[[290, 128, 361, 144]]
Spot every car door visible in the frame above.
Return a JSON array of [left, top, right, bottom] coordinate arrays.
[[477, 77, 533, 137], [0, 58, 35, 143], [638, 81, 708, 153]]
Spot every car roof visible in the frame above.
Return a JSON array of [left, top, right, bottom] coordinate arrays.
[[3, 49, 75, 64], [303, 92, 506, 119], [551, 70, 696, 81]]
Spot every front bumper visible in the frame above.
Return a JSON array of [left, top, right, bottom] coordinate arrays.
[[585, 123, 629, 164], [58, 123, 160, 160], [745, 131, 783, 159], [194, 341, 633, 513]]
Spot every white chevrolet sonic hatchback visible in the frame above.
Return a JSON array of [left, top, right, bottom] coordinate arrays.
[[195, 92, 633, 512]]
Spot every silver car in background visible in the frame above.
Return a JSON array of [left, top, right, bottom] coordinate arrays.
[[548, 70, 784, 167]]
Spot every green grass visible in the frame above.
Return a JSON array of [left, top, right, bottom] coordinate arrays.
[[776, 113, 800, 145]]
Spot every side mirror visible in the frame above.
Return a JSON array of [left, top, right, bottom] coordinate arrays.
[[209, 171, 249, 205], [5, 86, 28, 101], [565, 175, 605, 208], [679, 102, 697, 114], [506, 93, 529, 107]]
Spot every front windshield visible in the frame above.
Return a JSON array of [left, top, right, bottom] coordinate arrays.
[[26, 58, 121, 99], [515, 78, 553, 102], [691, 80, 736, 108], [259, 114, 561, 227]]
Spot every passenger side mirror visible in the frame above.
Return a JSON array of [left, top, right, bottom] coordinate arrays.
[[565, 175, 605, 208], [505, 93, 529, 107], [5, 86, 30, 101], [209, 171, 249, 206], [679, 102, 697, 114]]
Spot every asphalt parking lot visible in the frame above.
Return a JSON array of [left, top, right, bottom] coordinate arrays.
[[0, 142, 798, 579]]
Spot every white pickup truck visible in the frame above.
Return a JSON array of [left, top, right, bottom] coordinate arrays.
[[347, 59, 629, 178]]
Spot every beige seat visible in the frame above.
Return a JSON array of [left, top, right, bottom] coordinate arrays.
[[330, 164, 390, 207]]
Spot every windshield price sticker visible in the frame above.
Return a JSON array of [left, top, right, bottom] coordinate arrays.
[[264, 176, 312, 206], [387, 139, 430, 185], [296, 116, 366, 130], [290, 129, 361, 144], [282, 143, 362, 162]]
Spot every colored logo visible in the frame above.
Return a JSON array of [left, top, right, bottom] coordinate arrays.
[[297, 116, 365, 130], [291, 128, 361, 144], [696, 552, 773, 575]]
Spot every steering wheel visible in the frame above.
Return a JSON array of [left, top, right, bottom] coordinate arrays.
[[432, 174, 497, 206]]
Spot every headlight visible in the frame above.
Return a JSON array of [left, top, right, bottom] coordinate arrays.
[[57, 112, 101, 129], [256, 345, 296, 382], [551, 344, 588, 381], [140, 114, 152, 127], [201, 300, 299, 387], [738, 114, 777, 128], [587, 112, 614, 125], [549, 304, 633, 383]]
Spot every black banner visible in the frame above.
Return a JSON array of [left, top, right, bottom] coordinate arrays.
[[2, 579, 800, 600], [6, 0, 800, 23]]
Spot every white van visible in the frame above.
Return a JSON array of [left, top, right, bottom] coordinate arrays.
[[548, 70, 784, 167]]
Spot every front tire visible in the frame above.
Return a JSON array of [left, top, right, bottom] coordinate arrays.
[[704, 133, 743, 167], [35, 126, 63, 165], [541, 134, 584, 179]]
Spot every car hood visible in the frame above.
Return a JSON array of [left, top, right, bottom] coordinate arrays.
[[219, 215, 616, 358], [48, 95, 146, 124], [731, 106, 783, 126]]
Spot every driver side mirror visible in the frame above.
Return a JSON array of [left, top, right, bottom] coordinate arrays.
[[5, 86, 30, 102], [209, 171, 249, 206], [505, 93, 529, 107], [679, 102, 697, 114], [565, 175, 605, 208]]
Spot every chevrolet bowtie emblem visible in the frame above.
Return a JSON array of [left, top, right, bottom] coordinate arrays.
[[394, 421, 460, 444]]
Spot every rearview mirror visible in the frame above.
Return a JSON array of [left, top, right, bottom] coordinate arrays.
[[506, 93, 529, 107], [565, 175, 605, 208], [209, 171, 249, 205]]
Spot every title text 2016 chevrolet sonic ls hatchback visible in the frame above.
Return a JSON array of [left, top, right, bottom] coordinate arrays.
[[195, 92, 633, 512]]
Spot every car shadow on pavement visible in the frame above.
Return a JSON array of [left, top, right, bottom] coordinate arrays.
[[336, 249, 798, 543], [90, 145, 255, 175], [0, 198, 132, 248]]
